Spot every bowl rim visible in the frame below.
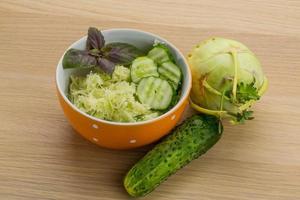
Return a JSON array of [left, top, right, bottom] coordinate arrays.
[[56, 28, 192, 126]]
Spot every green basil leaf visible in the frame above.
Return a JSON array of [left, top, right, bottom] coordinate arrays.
[[63, 49, 97, 69], [103, 42, 143, 65], [86, 27, 105, 50]]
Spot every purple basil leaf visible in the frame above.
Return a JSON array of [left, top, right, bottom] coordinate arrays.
[[102, 42, 143, 65], [88, 48, 101, 57], [97, 58, 116, 75], [63, 48, 97, 69], [86, 27, 105, 50]]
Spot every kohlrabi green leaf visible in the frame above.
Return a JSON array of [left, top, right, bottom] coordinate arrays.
[[226, 81, 260, 104], [235, 110, 254, 124], [103, 42, 144, 65], [63, 48, 97, 69], [236, 82, 260, 104], [86, 27, 105, 50]]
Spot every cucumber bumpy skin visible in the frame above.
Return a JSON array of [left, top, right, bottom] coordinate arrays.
[[123, 114, 222, 197]]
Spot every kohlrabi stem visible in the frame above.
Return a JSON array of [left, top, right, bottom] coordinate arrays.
[[218, 91, 226, 133], [203, 80, 230, 100], [219, 90, 225, 112], [231, 50, 239, 102]]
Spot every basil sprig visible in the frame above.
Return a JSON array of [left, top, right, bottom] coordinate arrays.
[[63, 27, 143, 74]]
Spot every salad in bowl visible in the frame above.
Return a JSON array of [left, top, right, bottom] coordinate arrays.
[[64, 27, 183, 123], [56, 27, 191, 149]]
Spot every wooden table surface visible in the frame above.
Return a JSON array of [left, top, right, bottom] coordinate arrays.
[[1, 0, 300, 199]]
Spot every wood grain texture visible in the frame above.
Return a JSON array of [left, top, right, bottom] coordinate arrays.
[[0, 0, 300, 199]]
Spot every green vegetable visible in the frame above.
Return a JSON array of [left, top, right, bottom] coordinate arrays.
[[147, 43, 174, 64], [158, 61, 182, 90], [188, 37, 268, 123], [234, 82, 260, 103], [124, 114, 222, 197], [63, 27, 143, 74], [111, 64, 131, 82], [136, 77, 173, 110], [130, 57, 159, 83], [68, 66, 158, 122]]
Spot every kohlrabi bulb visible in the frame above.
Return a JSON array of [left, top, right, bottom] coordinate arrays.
[[187, 37, 268, 123]]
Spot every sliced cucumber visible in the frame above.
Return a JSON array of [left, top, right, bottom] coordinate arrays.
[[131, 57, 159, 83], [158, 61, 182, 90], [147, 45, 171, 64], [136, 112, 161, 121], [137, 77, 173, 110]]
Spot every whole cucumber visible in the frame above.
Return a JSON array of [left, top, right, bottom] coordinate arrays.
[[123, 114, 223, 197]]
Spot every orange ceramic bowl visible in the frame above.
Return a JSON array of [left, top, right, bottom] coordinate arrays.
[[56, 29, 191, 150]]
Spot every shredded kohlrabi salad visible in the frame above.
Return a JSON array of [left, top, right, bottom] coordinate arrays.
[[68, 66, 160, 122]]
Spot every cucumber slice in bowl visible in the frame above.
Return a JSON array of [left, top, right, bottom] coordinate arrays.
[[147, 44, 172, 64], [137, 77, 174, 110], [131, 57, 159, 83], [158, 61, 182, 90]]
